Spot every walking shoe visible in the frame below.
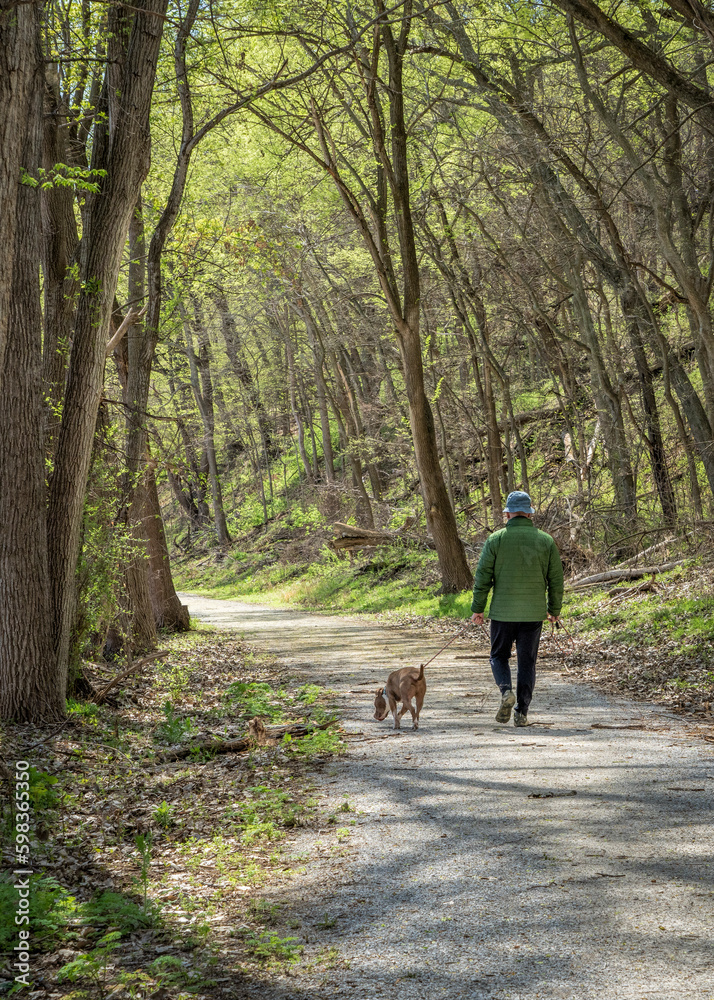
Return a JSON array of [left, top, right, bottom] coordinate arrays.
[[514, 710, 528, 727], [495, 690, 516, 723]]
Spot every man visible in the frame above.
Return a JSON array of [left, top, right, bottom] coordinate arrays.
[[470, 491, 564, 727]]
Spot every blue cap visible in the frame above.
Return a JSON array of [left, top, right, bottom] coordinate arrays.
[[503, 491, 535, 514]]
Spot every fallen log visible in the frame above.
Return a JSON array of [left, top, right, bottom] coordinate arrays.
[[497, 403, 561, 431], [569, 561, 683, 589], [331, 521, 436, 552], [154, 718, 339, 763]]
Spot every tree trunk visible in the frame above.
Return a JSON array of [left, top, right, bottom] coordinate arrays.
[[182, 304, 232, 545], [121, 196, 158, 653], [300, 9, 472, 591], [177, 418, 213, 524], [167, 467, 207, 533], [621, 286, 677, 527], [143, 463, 190, 630], [325, 360, 375, 527], [41, 77, 79, 453], [0, 26, 61, 722], [568, 276, 637, 522], [286, 331, 314, 482], [47, 0, 168, 687], [294, 297, 336, 481], [0, 0, 39, 391]]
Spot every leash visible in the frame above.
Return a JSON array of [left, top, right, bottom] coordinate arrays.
[[421, 625, 476, 669]]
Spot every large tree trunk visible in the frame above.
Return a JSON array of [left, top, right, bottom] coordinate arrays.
[[46, 0, 168, 680], [399, 326, 473, 590], [0, 0, 39, 391], [0, 21, 61, 722]]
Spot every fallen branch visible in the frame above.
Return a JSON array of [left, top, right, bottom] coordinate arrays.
[[528, 789, 577, 798], [568, 561, 683, 589], [330, 521, 436, 552], [154, 718, 338, 763], [92, 649, 170, 705], [606, 579, 658, 599], [591, 722, 650, 731], [614, 536, 677, 568]]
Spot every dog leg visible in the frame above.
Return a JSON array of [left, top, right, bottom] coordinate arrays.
[[397, 704, 412, 729], [405, 700, 417, 729]]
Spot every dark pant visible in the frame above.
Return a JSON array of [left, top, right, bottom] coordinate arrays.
[[489, 619, 543, 715]]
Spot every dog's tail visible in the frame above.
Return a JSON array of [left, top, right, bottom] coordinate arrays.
[[417, 662, 425, 680]]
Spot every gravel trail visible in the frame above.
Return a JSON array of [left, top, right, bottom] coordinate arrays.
[[180, 594, 714, 1000]]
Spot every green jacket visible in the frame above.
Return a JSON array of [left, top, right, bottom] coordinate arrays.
[[471, 516, 564, 622]]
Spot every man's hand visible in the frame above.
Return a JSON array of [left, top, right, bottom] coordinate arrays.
[[471, 612, 485, 625], [547, 613, 560, 624]]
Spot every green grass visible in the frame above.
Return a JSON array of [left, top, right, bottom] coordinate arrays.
[[281, 728, 345, 755], [223, 785, 311, 843], [243, 930, 303, 964], [225, 681, 286, 721], [157, 700, 197, 743]]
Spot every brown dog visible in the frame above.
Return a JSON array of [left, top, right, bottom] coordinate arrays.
[[373, 664, 426, 730]]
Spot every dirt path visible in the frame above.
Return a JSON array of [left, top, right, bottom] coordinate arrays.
[[180, 594, 714, 1000]]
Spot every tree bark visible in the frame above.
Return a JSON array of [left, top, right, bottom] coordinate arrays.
[[290, 294, 336, 481], [325, 354, 375, 526], [0, 0, 39, 392], [621, 286, 677, 527], [0, 18, 61, 721], [285, 328, 314, 482]]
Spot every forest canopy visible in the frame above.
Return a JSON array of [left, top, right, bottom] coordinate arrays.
[[3, 0, 714, 721]]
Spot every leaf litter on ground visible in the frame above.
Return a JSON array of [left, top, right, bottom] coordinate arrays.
[[0, 629, 349, 998]]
